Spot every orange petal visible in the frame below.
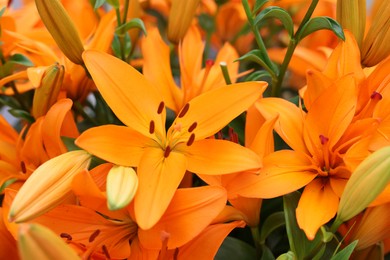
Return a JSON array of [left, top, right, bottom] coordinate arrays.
[[177, 221, 246, 260], [138, 186, 227, 249], [0, 208, 18, 260], [175, 81, 267, 140], [135, 148, 187, 230], [76, 125, 153, 167], [245, 103, 266, 146], [303, 69, 333, 111], [82, 50, 166, 137], [296, 179, 339, 240], [227, 150, 317, 199], [256, 97, 308, 153], [249, 115, 278, 159], [184, 139, 261, 174], [142, 27, 183, 112]]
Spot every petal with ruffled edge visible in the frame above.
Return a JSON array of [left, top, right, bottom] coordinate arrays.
[[296, 179, 339, 240], [135, 148, 187, 230]]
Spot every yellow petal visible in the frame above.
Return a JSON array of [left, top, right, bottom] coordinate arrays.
[[174, 81, 267, 140], [9, 151, 91, 222], [76, 125, 153, 167], [82, 50, 166, 138], [296, 179, 339, 240], [106, 166, 138, 211], [184, 139, 261, 174], [18, 223, 80, 260], [135, 148, 187, 230]]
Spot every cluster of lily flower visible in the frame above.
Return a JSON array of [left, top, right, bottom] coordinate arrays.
[[0, 0, 389, 259]]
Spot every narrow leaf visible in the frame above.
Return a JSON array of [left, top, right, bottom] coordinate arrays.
[[254, 7, 294, 37], [297, 17, 345, 42], [331, 240, 358, 260]]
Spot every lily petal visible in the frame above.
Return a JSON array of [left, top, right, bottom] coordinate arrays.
[[82, 50, 166, 137], [296, 179, 339, 240], [138, 186, 227, 249], [135, 148, 187, 230], [228, 150, 317, 199], [183, 139, 261, 174], [76, 125, 153, 167], [175, 81, 267, 140]]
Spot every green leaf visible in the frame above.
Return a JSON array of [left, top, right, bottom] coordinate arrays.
[[215, 237, 257, 260], [111, 34, 122, 58], [115, 18, 147, 36], [276, 251, 295, 260], [8, 109, 34, 123], [253, 0, 269, 14], [245, 70, 271, 81], [9, 54, 34, 67], [237, 50, 273, 73], [254, 7, 294, 37], [0, 6, 6, 17], [106, 0, 119, 8], [61, 137, 81, 152], [0, 178, 18, 193], [260, 211, 286, 243], [297, 17, 345, 42], [283, 192, 324, 259], [260, 244, 275, 260], [331, 240, 358, 260], [93, 0, 106, 9]]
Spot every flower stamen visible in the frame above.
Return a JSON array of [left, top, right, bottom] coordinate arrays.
[[178, 103, 190, 118], [89, 229, 100, 243], [60, 233, 72, 241], [186, 133, 195, 146], [149, 120, 155, 134]]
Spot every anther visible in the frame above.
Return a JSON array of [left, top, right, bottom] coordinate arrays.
[[205, 59, 215, 67], [20, 161, 26, 174], [188, 122, 197, 133], [319, 135, 329, 145], [89, 229, 100, 243], [371, 91, 383, 100], [164, 146, 171, 158], [149, 120, 155, 134], [60, 233, 72, 241], [102, 245, 111, 259], [178, 103, 190, 118], [157, 101, 165, 114], [186, 133, 195, 146]]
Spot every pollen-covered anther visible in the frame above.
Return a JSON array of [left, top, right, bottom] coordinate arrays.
[[60, 233, 72, 241], [188, 122, 197, 132], [370, 91, 383, 100], [157, 101, 165, 114], [149, 120, 155, 134], [319, 135, 329, 145], [164, 146, 171, 158], [187, 133, 195, 146], [20, 161, 26, 174], [89, 229, 100, 243], [178, 103, 190, 118], [205, 59, 215, 67], [102, 244, 111, 259]]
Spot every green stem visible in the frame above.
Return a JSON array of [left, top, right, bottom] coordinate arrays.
[[272, 0, 319, 97], [220, 62, 232, 85], [122, 0, 130, 25], [251, 226, 262, 256]]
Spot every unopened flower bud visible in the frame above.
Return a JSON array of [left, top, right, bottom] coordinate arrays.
[[336, 0, 366, 47], [336, 146, 390, 224], [31, 63, 64, 118], [35, 0, 85, 65], [167, 0, 201, 44], [361, 1, 390, 67], [106, 166, 138, 211], [9, 150, 91, 223], [18, 223, 80, 260]]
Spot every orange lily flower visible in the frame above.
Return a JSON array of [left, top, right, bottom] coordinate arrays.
[[4, 167, 229, 259], [75, 50, 264, 229], [0, 208, 18, 260], [142, 25, 240, 113]]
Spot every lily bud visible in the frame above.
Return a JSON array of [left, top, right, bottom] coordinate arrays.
[[35, 0, 85, 65], [361, 1, 390, 67], [106, 166, 138, 211], [18, 223, 80, 260], [31, 63, 64, 119], [9, 150, 91, 223], [336, 0, 366, 47], [167, 0, 201, 44], [336, 146, 390, 224]]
